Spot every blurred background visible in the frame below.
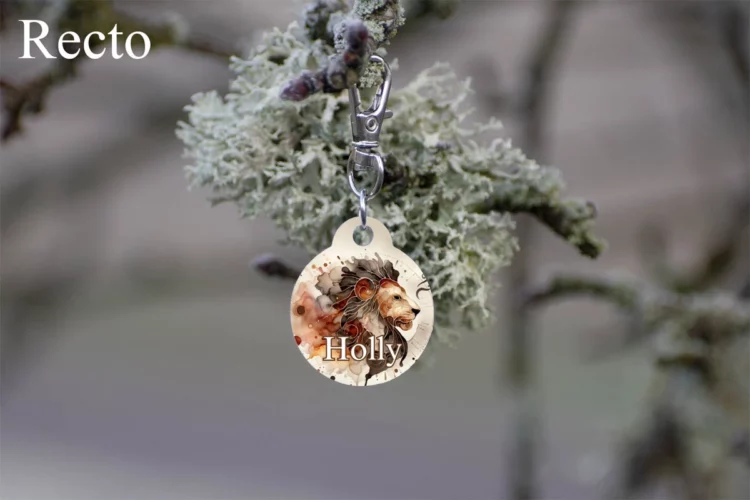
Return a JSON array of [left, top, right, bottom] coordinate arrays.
[[1, 1, 748, 499]]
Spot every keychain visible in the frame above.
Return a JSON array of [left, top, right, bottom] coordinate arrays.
[[289, 56, 434, 386]]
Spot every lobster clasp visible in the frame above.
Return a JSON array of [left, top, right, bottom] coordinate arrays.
[[348, 55, 393, 149]]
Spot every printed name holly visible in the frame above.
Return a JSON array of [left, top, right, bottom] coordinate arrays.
[[322, 335, 402, 368], [19, 20, 150, 60]]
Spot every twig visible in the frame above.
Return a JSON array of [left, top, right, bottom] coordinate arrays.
[[525, 273, 750, 497], [516, 0, 579, 155], [401, 0, 458, 21], [640, 195, 749, 294], [718, 2, 749, 105], [523, 273, 749, 336], [483, 189, 602, 259], [280, 0, 404, 101], [1, 0, 235, 142], [1, 59, 77, 140], [606, 367, 737, 500], [495, 3, 582, 500], [523, 274, 639, 310], [1, 107, 181, 236], [251, 254, 302, 280], [304, 0, 348, 44], [281, 19, 370, 101], [607, 404, 686, 500], [523, 272, 750, 370]]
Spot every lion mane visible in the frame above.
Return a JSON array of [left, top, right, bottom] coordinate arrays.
[[315, 254, 409, 384]]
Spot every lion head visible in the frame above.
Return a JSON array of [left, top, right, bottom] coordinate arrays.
[[316, 254, 419, 331], [362, 279, 420, 331], [313, 254, 419, 382]]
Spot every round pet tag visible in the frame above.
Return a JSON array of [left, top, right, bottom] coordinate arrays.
[[290, 217, 434, 386]]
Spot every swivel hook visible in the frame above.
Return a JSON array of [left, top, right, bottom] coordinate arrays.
[[348, 55, 393, 150], [347, 55, 392, 201]]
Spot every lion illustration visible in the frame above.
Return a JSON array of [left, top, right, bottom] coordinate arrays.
[[292, 254, 421, 384]]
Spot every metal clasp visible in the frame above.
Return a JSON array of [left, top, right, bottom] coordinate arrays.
[[348, 55, 393, 151], [347, 55, 392, 203]]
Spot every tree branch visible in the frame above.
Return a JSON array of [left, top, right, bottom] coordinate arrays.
[[523, 273, 750, 358], [280, 0, 404, 101], [516, 0, 579, 155], [1, 59, 77, 141], [401, 0, 457, 21], [251, 254, 302, 280], [607, 366, 741, 500], [719, 1, 749, 106], [1, 107, 181, 236], [639, 195, 749, 294], [523, 274, 640, 311], [1, 0, 235, 142], [469, 1, 600, 259], [478, 172, 604, 259], [525, 273, 750, 497]]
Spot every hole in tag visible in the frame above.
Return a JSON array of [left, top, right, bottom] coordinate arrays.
[[353, 226, 373, 246]]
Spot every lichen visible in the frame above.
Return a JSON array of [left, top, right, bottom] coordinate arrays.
[[177, 14, 602, 338]]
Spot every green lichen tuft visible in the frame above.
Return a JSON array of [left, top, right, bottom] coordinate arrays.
[[177, 20, 600, 338]]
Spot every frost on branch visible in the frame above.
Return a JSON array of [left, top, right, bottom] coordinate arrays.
[[177, 14, 603, 336]]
